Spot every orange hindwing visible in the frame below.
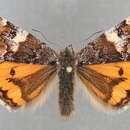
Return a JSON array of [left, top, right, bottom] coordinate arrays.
[[77, 61, 130, 110], [0, 62, 56, 110]]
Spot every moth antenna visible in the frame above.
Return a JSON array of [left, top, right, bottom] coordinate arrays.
[[74, 30, 104, 47], [32, 28, 62, 47], [80, 30, 103, 42]]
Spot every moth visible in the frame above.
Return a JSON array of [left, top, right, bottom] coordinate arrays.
[[0, 17, 130, 119]]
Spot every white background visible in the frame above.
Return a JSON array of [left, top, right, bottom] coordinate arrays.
[[0, 0, 130, 130]]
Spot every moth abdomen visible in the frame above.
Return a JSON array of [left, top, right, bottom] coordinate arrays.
[[58, 80, 74, 118]]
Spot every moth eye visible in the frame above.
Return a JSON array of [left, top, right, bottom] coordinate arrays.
[[49, 60, 56, 65], [78, 61, 84, 66]]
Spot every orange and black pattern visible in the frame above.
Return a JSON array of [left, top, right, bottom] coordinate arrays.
[[0, 17, 130, 119]]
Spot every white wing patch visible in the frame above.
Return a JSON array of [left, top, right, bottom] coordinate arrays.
[[105, 27, 121, 43], [1, 18, 7, 26], [12, 28, 29, 43], [125, 17, 130, 25], [105, 27, 126, 53]]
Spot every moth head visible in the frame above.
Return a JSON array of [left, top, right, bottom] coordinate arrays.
[[57, 46, 75, 73]]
